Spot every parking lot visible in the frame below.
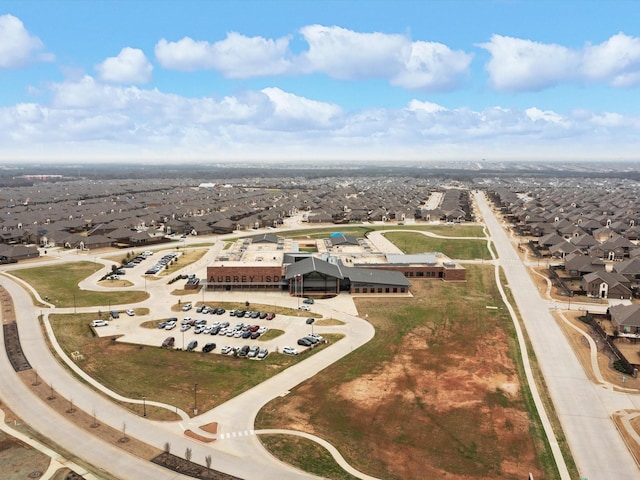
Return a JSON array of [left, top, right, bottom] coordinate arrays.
[[94, 302, 328, 358]]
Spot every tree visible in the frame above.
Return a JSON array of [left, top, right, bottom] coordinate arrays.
[[185, 447, 192, 462], [164, 442, 171, 454], [205, 454, 212, 472]]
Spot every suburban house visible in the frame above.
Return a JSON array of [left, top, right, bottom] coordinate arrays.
[[609, 304, 640, 336], [582, 271, 633, 299]]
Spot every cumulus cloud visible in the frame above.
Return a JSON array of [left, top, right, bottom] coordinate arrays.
[[478, 35, 579, 92], [0, 14, 54, 68], [96, 47, 153, 84], [154, 25, 471, 91], [155, 32, 292, 78], [479, 33, 640, 92], [582, 33, 640, 87], [2, 76, 639, 161], [261, 87, 342, 129], [298, 25, 472, 91]]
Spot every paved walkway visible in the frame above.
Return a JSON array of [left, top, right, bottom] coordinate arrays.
[[475, 191, 640, 480], [0, 234, 382, 479]]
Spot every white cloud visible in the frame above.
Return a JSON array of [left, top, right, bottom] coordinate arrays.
[[582, 33, 640, 87], [391, 40, 472, 90], [478, 35, 579, 92], [479, 33, 640, 92], [154, 25, 471, 91], [299, 25, 472, 91], [96, 47, 153, 84], [0, 14, 54, 69], [2, 78, 639, 161], [155, 32, 292, 78], [298, 25, 407, 79], [407, 100, 447, 114], [261, 87, 342, 129]]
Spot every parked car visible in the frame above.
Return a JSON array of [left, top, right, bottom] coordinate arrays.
[[247, 346, 260, 358], [238, 345, 250, 357], [126, 309, 135, 316], [164, 321, 176, 330], [202, 342, 216, 353], [304, 336, 319, 344], [303, 298, 314, 304], [186, 340, 198, 351], [282, 346, 298, 355], [110, 310, 120, 319], [180, 324, 191, 332], [297, 338, 312, 346], [265, 313, 275, 320], [157, 321, 167, 329], [162, 336, 175, 348], [298, 305, 310, 311], [250, 332, 261, 339], [257, 348, 268, 359], [91, 319, 108, 327], [182, 303, 192, 311], [306, 318, 315, 324]]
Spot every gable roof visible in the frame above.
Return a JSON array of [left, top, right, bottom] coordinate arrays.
[[610, 304, 640, 328]]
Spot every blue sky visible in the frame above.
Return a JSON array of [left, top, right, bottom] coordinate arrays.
[[1, 0, 640, 163]]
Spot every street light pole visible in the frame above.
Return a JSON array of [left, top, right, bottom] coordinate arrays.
[[194, 383, 198, 416], [143, 396, 146, 417]]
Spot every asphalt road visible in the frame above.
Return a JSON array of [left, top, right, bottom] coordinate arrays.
[[0, 238, 375, 479], [474, 191, 640, 480]]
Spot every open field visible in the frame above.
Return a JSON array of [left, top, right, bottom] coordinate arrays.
[[382, 231, 490, 259], [256, 265, 555, 480], [259, 435, 361, 480], [9, 262, 149, 308], [234, 224, 485, 242], [0, 422, 51, 480], [48, 312, 339, 418]]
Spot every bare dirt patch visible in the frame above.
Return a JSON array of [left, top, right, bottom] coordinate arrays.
[[257, 270, 546, 480], [0, 416, 51, 480]]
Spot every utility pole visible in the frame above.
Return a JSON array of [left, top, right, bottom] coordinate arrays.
[[143, 395, 146, 417]]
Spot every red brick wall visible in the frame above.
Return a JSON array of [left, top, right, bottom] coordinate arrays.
[[207, 265, 283, 285]]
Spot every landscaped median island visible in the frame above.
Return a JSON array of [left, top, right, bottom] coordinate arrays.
[[256, 265, 558, 480]]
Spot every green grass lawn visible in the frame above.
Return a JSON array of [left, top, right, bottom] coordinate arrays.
[[48, 311, 339, 418], [383, 231, 490, 259], [273, 224, 484, 240], [10, 262, 148, 308]]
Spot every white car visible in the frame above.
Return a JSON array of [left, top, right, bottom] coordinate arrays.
[[298, 305, 310, 311], [164, 322, 176, 330], [309, 333, 323, 341], [282, 346, 298, 355], [221, 346, 233, 355], [257, 326, 268, 334], [91, 319, 108, 327], [125, 309, 135, 316], [182, 303, 192, 311]]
